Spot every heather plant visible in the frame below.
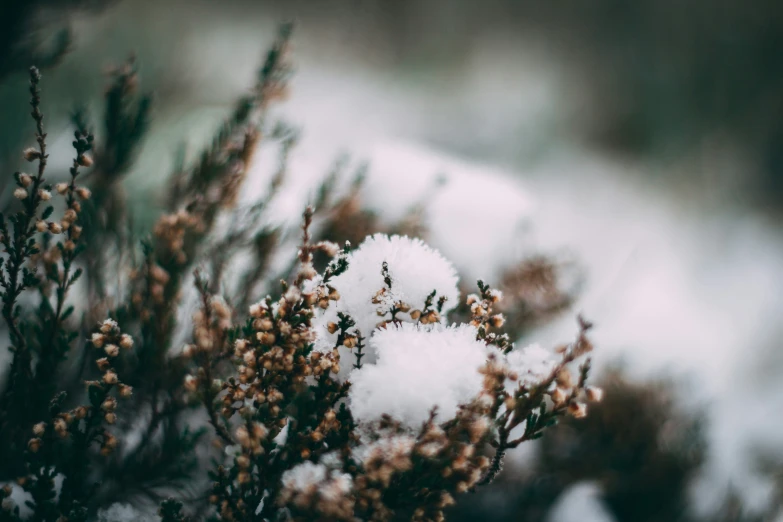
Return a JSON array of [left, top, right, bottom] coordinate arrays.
[[0, 25, 598, 521]]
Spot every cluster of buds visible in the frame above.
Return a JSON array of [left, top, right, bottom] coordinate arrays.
[[279, 462, 354, 521], [189, 296, 232, 353], [130, 262, 173, 320], [152, 209, 201, 265], [87, 319, 134, 448], [234, 422, 268, 455]]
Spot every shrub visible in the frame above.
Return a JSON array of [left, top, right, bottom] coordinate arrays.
[[0, 25, 597, 521]]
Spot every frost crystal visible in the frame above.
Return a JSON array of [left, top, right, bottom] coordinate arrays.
[[314, 234, 459, 352], [348, 323, 488, 427]]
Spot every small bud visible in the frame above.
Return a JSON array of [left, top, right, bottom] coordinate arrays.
[[14, 188, 27, 200], [38, 189, 51, 201], [64, 240, 76, 252], [73, 406, 88, 420], [249, 303, 264, 318], [343, 336, 357, 349], [184, 375, 198, 392], [490, 314, 506, 328], [100, 319, 117, 333], [326, 322, 338, 334], [77, 154, 93, 168], [96, 357, 110, 371], [257, 332, 275, 345], [586, 386, 604, 403], [23, 148, 40, 162], [118, 384, 133, 398], [75, 187, 91, 200], [104, 412, 117, 424], [91, 333, 105, 348], [32, 423, 46, 437], [568, 402, 587, 419], [550, 387, 567, 405], [18, 173, 32, 187], [35, 220, 47, 233], [103, 370, 118, 385], [101, 397, 117, 411], [104, 344, 119, 357], [48, 222, 62, 234], [62, 209, 77, 223], [56, 183, 69, 195], [53, 418, 67, 437], [28, 438, 42, 453], [556, 368, 574, 389], [410, 309, 422, 320], [178, 345, 194, 361], [258, 318, 274, 331], [119, 334, 133, 350]]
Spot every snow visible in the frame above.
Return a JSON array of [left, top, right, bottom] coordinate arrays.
[[313, 233, 460, 353], [97, 503, 159, 522], [546, 482, 616, 522], [348, 322, 488, 427], [280, 461, 352, 497], [504, 343, 559, 390]]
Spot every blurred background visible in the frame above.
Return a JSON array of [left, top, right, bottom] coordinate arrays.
[[2, 1, 783, 520]]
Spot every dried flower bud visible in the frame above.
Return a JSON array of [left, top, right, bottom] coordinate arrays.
[[104, 344, 119, 357], [32, 423, 46, 437], [257, 332, 275, 345], [118, 384, 133, 398], [184, 375, 198, 392], [585, 386, 604, 403], [47, 222, 62, 234], [73, 406, 88, 420], [23, 148, 40, 162], [490, 314, 506, 328], [96, 357, 110, 371], [13, 188, 27, 200], [249, 303, 265, 318], [119, 334, 133, 350], [326, 322, 339, 334], [55, 183, 69, 194], [103, 370, 118, 385], [77, 154, 93, 167], [258, 318, 274, 331], [28, 438, 42, 453], [568, 402, 587, 418], [35, 220, 47, 233], [64, 240, 76, 252], [38, 189, 51, 201], [100, 319, 117, 334], [298, 262, 317, 280], [556, 368, 574, 389], [62, 209, 77, 223], [91, 333, 105, 348], [104, 412, 117, 424], [75, 187, 91, 200], [550, 387, 567, 405], [343, 336, 357, 349], [53, 418, 67, 437], [18, 173, 32, 187], [410, 309, 422, 320], [317, 241, 340, 257], [101, 397, 117, 411]]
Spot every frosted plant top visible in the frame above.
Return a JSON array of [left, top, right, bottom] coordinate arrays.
[[313, 233, 460, 351]]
